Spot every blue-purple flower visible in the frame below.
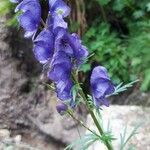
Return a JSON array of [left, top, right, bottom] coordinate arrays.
[[90, 66, 115, 107], [47, 28, 73, 103], [56, 103, 68, 115], [10, 0, 89, 110], [56, 79, 73, 101], [47, 27, 88, 105], [48, 0, 70, 31], [49, 0, 70, 17], [67, 33, 89, 66], [15, 0, 41, 38], [33, 29, 54, 64], [48, 51, 72, 82], [54, 28, 89, 66]]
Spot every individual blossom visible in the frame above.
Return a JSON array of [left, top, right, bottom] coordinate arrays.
[[48, 0, 70, 31], [55, 79, 73, 101], [56, 103, 68, 115], [10, 0, 87, 109], [47, 27, 88, 103], [33, 29, 54, 64], [90, 66, 115, 107], [66, 33, 89, 66], [54, 27, 89, 67], [15, 0, 41, 38], [49, 0, 70, 18], [47, 28, 74, 104], [48, 51, 72, 82]]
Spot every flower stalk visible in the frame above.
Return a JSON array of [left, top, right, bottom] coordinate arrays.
[[72, 73, 113, 150], [10, 0, 116, 149], [67, 110, 100, 138]]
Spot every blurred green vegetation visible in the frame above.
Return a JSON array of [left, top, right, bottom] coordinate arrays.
[[0, 0, 150, 91], [82, 0, 150, 91], [0, 0, 19, 27]]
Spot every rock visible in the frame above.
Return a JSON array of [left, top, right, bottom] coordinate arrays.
[[1, 14, 149, 150], [13, 135, 22, 144], [110, 90, 150, 106], [28, 98, 86, 144], [0, 129, 10, 139], [0, 15, 86, 149], [87, 105, 150, 150]]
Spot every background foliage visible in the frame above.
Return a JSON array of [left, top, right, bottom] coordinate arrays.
[[81, 0, 150, 91], [1, 0, 150, 91]]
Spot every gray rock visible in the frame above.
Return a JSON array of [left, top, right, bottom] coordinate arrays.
[[87, 105, 150, 150], [28, 97, 86, 144], [0, 129, 10, 140], [0, 15, 85, 149]]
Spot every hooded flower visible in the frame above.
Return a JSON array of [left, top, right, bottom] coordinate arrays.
[[67, 33, 89, 66], [49, 0, 70, 17], [11, 0, 88, 111], [33, 29, 54, 64], [48, 51, 72, 82], [15, 0, 41, 38], [48, 0, 70, 31], [56, 103, 68, 115], [47, 28, 73, 104], [56, 79, 73, 101], [53, 28, 89, 66], [90, 66, 115, 107]]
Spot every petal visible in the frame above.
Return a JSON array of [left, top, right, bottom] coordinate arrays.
[[54, 27, 66, 43], [48, 63, 71, 81], [52, 51, 71, 66], [15, 0, 41, 38], [91, 66, 110, 82], [90, 66, 114, 107], [53, 14, 68, 30], [93, 80, 110, 99], [34, 29, 54, 45], [101, 98, 109, 107], [105, 82, 115, 96], [33, 29, 54, 64], [56, 79, 73, 100], [93, 96, 109, 107], [66, 33, 89, 64], [15, 0, 41, 15], [33, 45, 51, 64], [24, 30, 36, 38], [49, 0, 57, 8], [18, 11, 37, 31], [50, 0, 70, 17]]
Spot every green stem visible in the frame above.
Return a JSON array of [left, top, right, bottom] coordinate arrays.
[[80, 90, 113, 150], [72, 73, 113, 150], [67, 111, 100, 138]]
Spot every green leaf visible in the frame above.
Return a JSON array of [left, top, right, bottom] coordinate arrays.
[[120, 123, 142, 150], [141, 69, 150, 91], [96, 0, 111, 6], [64, 134, 99, 150], [146, 2, 150, 12], [80, 63, 91, 72], [0, 1, 12, 15], [133, 10, 145, 19], [107, 80, 139, 97]]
